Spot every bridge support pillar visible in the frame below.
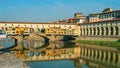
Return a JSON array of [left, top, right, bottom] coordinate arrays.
[[50, 35, 56, 41], [15, 35, 24, 51]]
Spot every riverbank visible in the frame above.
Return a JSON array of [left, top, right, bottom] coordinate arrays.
[[0, 52, 30, 68], [76, 40, 120, 48]]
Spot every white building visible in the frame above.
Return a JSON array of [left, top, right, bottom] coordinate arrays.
[[74, 13, 86, 24]]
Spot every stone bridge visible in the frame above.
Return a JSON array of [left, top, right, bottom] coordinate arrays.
[[9, 33, 76, 42]]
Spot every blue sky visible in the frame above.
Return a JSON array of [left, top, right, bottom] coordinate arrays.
[[0, 0, 119, 22]]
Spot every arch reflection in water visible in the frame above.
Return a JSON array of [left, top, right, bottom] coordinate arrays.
[[77, 44, 120, 68], [11, 43, 120, 68], [0, 37, 15, 48], [23, 35, 45, 49], [28, 52, 34, 57], [47, 41, 64, 49]]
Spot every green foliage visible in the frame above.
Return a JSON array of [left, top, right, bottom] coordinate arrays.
[[76, 40, 120, 48]]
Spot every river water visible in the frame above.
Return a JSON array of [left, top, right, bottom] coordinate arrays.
[[27, 60, 76, 68], [22, 41, 120, 68], [1, 36, 120, 68]]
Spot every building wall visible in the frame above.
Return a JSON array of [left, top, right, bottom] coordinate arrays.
[[79, 20, 120, 38], [99, 10, 120, 21]]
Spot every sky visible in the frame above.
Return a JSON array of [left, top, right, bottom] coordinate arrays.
[[0, 0, 119, 22]]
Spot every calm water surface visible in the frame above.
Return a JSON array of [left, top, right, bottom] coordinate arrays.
[[11, 38, 120, 68], [27, 60, 75, 68]]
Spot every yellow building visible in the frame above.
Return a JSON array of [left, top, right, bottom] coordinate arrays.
[[15, 27, 25, 35], [45, 27, 75, 35]]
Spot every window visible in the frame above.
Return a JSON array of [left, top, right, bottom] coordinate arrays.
[[112, 13, 115, 17]]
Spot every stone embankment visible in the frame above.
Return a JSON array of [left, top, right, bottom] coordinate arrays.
[[0, 52, 30, 68]]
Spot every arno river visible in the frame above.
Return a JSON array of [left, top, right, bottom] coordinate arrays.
[[25, 41, 89, 68], [9, 36, 120, 68]]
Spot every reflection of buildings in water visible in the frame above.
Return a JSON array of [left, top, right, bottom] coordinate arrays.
[[47, 41, 64, 49], [74, 58, 119, 68], [73, 44, 120, 68], [11, 47, 80, 61], [54, 41, 64, 48], [11, 43, 120, 68], [74, 59, 89, 68], [47, 41, 76, 49]]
